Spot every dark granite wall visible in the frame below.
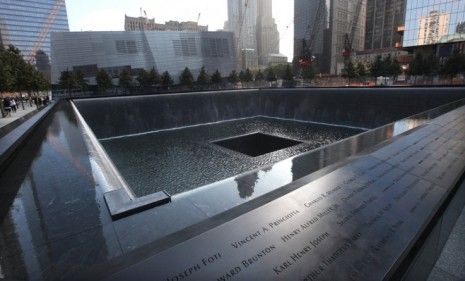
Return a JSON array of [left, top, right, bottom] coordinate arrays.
[[74, 88, 465, 139], [260, 88, 465, 129], [74, 90, 260, 139]]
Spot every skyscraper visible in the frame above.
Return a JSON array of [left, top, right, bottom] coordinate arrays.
[[226, 0, 281, 68], [256, 0, 280, 65], [0, 0, 69, 64], [329, 0, 366, 74], [294, 0, 330, 72], [365, 0, 405, 50], [294, 0, 366, 74], [225, 0, 258, 67]]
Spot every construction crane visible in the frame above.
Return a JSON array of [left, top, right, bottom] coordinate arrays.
[[27, 0, 65, 64], [342, 0, 363, 60], [237, 0, 250, 49], [298, 0, 325, 68]]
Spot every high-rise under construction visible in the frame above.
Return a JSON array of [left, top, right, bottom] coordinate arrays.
[[294, 0, 366, 74], [0, 0, 69, 65]]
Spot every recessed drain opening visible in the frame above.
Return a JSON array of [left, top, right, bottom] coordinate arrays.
[[212, 133, 302, 157]]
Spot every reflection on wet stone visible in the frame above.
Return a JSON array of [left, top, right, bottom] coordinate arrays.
[[235, 172, 258, 199], [102, 117, 362, 196], [107, 121, 465, 280]]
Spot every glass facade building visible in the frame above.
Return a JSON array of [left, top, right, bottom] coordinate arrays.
[[294, 0, 366, 74], [0, 0, 69, 61], [225, 0, 258, 68], [51, 31, 236, 85], [294, 0, 330, 72], [365, 0, 405, 50], [403, 0, 465, 47]]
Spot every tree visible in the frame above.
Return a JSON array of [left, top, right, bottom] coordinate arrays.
[[342, 60, 357, 84], [409, 53, 425, 77], [228, 70, 240, 84], [179, 67, 194, 87], [390, 58, 402, 79], [136, 69, 149, 87], [356, 63, 366, 78], [27, 65, 50, 94], [441, 50, 465, 83], [239, 70, 246, 83], [96, 69, 112, 92], [370, 55, 384, 77], [282, 64, 295, 87], [59, 69, 76, 92], [265, 67, 277, 82], [255, 69, 264, 81], [119, 69, 132, 89], [239, 69, 253, 87], [0, 47, 15, 93], [197, 66, 210, 86], [211, 70, 222, 85], [424, 55, 439, 77], [74, 70, 88, 90], [381, 55, 393, 77], [161, 71, 174, 88], [0, 44, 49, 101], [271, 64, 289, 79], [147, 67, 161, 86], [301, 65, 315, 82], [244, 68, 254, 83]]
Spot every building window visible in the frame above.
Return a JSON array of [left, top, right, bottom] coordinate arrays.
[[115, 40, 138, 54], [173, 37, 198, 56]]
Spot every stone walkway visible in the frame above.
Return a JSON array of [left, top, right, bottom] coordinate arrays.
[[427, 205, 465, 280], [0, 103, 38, 129]]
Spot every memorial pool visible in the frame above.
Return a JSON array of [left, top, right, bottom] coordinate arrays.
[[101, 117, 363, 196], [2, 88, 465, 280]]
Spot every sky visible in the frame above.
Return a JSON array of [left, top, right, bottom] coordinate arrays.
[[66, 0, 294, 61]]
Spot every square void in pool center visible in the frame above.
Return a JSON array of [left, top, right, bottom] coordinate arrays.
[[213, 133, 302, 157]]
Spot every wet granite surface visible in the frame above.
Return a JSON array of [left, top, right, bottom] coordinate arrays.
[[0, 90, 464, 280], [101, 117, 362, 196]]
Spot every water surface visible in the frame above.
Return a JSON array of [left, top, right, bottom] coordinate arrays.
[[102, 117, 364, 196]]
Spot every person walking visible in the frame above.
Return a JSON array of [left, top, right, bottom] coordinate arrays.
[[3, 98, 11, 117], [10, 98, 16, 113]]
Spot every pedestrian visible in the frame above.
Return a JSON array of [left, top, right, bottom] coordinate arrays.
[[10, 98, 16, 113], [3, 98, 11, 117]]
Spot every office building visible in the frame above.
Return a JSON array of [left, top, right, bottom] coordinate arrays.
[[225, 0, 258, 51], [256, 0, 280, 65], [226, 0, 281, 68], [294, 0, 366, 74], [365, 0, 405, 50], [241, 48, 258, 70], [351, 48, 409, 69], [294, 0, 330, 72], [0, 0, 69, 64], [51, 31, 236, 85], [264, 53, 288, 66], [124, 15, 208, 32], [402, 0, 465, 61], [403, 0, 465, 48]]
